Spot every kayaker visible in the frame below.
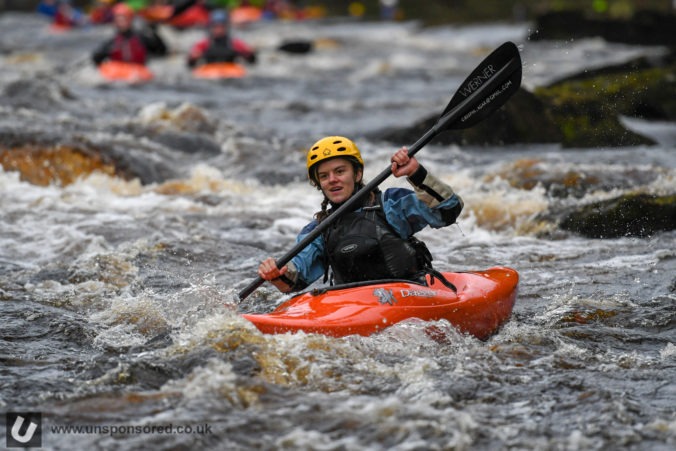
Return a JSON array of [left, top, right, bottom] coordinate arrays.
[[379, 0, 399, 20], [37, 0, 58, 18], [258, 136, 464, 292], [52, 0, 87, 28], [187, 9, 257, 67], [89, 0, 115, 25], [91, 2, 168, 66]]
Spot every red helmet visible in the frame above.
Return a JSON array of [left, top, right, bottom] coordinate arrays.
[[112, 3, 135, 19]]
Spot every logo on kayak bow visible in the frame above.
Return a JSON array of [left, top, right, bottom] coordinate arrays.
[[373, 288, 396, 305], [400, 289, 437, 298]]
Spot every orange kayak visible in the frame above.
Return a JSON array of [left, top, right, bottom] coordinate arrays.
[[168, 5, 209, 28], [140, 4, 174, 22], [48, 23, 72, 34], [99, 61, 154, 83], [243, 267, 518, 339], [231, 6, 263, 25], [192, 62, 247, 79]]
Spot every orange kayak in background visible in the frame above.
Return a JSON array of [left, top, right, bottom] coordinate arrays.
[[242, 267, 518, 339], [192, 62, 247, 79], [99, 61, 154, 83], [231, 6, 263, 25], [168, 5, 209, 28], [48, 23, 72, 34], [140, 4, 174, 22]]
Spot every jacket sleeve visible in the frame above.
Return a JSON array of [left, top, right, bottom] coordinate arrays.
[[232, 39, 257, 64], [91, 39, 114, 65], [141, 26, 167, 57], [187, 39, 209, 67], [406, 164, 463, 222], [382, 165, 463, 238], [284, 222, 325, 291]]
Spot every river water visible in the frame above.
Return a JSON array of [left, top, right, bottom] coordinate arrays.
[[1, 12, 675, 450]]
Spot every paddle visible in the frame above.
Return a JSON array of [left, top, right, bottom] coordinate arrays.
[[277, 40, 314, 54], [238, 41, 522, 301]]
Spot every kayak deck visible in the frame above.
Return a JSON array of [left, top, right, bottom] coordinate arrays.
[[99, 61, 154, 83], [192, 63, 247, 79], [242, 267, 518, 338]]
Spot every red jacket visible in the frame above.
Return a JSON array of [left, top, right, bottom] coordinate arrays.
[[188, 37, 255, 65], [109, 34, 148, 65]]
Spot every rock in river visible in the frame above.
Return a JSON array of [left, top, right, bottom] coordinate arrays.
[[559, 193, 676, 238]]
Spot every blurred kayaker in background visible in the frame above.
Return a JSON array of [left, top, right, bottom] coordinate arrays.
[[379, 0, 399, 20], [37, 0, 58, 18], [89, 0, 115, 25], [258, 137, 464, 292], [187, 8, 257, 67], [92, 2, 167, 66], [41, 0, 86, 28]]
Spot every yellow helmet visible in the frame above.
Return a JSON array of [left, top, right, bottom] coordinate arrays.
[[306, 136, 364, 181]]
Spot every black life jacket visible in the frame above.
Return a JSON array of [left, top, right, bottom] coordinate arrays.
[[321, 190, 432, 285], [204, 35, 237, 63]]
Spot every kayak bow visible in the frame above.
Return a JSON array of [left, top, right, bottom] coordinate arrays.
[[192, 62, 247, 79], [242, 267, 518, 338], [99, 61, 154, 83]]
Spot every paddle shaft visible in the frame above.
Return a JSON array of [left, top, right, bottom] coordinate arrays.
[[238, 53, 520, 301]]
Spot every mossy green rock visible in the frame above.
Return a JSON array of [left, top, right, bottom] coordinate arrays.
[[560, 193, 676, 238], [372, 58, 676, 148], [372, 82, 656, 147], [372, 88, 564, 146], [535, 62, 676, 147]]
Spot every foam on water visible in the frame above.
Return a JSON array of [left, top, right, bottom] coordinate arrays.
[[660, 343, 676, 360]]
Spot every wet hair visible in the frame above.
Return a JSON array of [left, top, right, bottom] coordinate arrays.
[[312, 157, 372, 223]]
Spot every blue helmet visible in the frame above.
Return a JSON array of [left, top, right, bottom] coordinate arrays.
[[210, 9, 229, 25]]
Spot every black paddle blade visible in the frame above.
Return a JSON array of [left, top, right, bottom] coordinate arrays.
[[440, 41, 522, 131], [277, 40, 314, 54]]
